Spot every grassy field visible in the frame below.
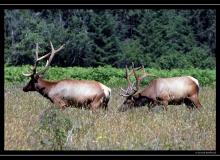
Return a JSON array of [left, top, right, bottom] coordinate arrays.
[[4, 83, 216, 150]]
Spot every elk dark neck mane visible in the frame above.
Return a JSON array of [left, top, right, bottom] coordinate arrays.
[[36, 78, 59, 100]]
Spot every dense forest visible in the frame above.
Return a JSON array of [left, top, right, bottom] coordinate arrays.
[[4, 9, 216, 69]]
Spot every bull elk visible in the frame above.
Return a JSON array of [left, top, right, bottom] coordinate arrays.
[[22, 41, 111, 111], [119, 63, 202, 112]]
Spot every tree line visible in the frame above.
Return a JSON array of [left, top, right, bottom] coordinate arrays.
[[4, 9, 216, 69]]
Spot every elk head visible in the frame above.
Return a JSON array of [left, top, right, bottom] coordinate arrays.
[[22, 41, 65, 92], [119, 63, 155, 111]]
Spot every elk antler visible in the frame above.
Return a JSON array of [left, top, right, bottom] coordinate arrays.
[[120, 63, 157, 97], [120, 63, 141, 97], [140, 65, 157, 78], [133, 64, 157, 95], [22, 41, 65, 77], [38, 41, 65, 74]]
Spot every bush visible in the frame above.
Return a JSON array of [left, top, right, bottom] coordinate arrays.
[[186, 47, 216, 69], [37, 109, 72, 150], [4, 65, 216, 87], [158, 49, 192, 69]]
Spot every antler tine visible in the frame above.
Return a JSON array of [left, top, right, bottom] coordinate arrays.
[[35, 43, 39, 61], [36, 52, 51, 62], [31, 43, 39, 73], [120, 65, 133, 97], [50, 41, 55, 52], [22, 72, 33, 77], [22, 43, 39, 77], [36, 41, 60, 62], [22, 42, 65, 77], [46, 42, 65, 68], [140, 65, 157, 78], [120, 63, 144, 97], [120, 64, 156, 97], [127, 64, 141, 88], [141, 65, 145, 73], [132, 63, 140, 92], [120, 87, 127, 92], [34, 43, 51, 71], [39, 41, 65, 74], [32, 43, 39, 73], [131, 81, 136, 91], [50, 41, 65, 54], [138, 65, 148, 81], [120, 65, 130, 95], [35, 43, 50, 74], [125, 65, 132, 89]]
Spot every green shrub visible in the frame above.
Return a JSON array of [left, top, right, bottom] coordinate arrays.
[[38, 109, 73, 150], [4, 65, 216, 87]]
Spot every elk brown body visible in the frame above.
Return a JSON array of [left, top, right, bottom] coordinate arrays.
[[22, 42, 111, 111], [119, 64, 202, 111]]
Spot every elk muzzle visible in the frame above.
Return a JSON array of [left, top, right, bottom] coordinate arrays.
[[23, 87, 28, 92], [22, 79, 36, 92], [23, 85, 32, 92], [118, 97, 135, 112]]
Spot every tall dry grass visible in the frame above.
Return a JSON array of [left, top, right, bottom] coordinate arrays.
[[4, 84, 216, 150]]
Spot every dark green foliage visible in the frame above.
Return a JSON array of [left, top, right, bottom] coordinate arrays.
[[4, 9, 215, 69], [5, 66, 215, 87]]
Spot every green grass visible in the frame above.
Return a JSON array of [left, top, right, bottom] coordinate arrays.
[[4, 83, 216, 150]]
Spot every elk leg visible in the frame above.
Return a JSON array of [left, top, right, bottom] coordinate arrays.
[[147, 99, 156, 111], [161, 101, 168, 111], [184, 98, 194, 110], [158, 93, 169, 111], [187, 95, 202, 109], [90, 92, 105, 112], [52, 96, 67, 110], [103, 102, 108, 111], [103, 97, 110, 110]]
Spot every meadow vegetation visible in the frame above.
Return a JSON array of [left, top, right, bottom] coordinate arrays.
[[4, 9, 216, 151], [5, 65, 216, 87], [4, 66, 216, 150]]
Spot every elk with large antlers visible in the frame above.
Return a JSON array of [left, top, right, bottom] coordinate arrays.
[[119, 63, 202, 111], [22, 42, 111, 111]]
